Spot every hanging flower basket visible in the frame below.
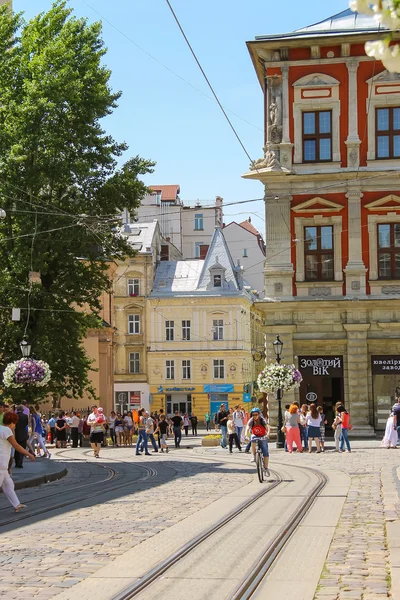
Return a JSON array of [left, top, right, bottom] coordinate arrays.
[[3, 358, 52, 389], [257, 363, 302, 393]]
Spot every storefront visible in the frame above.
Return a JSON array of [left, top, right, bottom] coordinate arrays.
[[114, 383, 149, 413], [298, 356, 344, 429], [371, 356, 400, 430]]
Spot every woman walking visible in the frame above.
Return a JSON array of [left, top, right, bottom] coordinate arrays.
[[232, 405, 245, 443], [381, 411, 398, 448], [124, 411, 134, 446], [306, 404, 322, 453], [285, 404, 303, 453], [205, 412, 211, 432], [318, 406, 327, 452], [114, 413, 124, 447], [333, 402, 342, 452], [338, 405, 351, 453], [108, 411, 117, 446], [183, 414, 190, 437], [135, 408, 151, 456], [28, 407, 49, 458], [300, 404, 309, 450], [0, 412, 35, 512]]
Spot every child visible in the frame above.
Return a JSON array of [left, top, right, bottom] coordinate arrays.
[[227, 415, 241, 453], [96, 408, 106, 424]]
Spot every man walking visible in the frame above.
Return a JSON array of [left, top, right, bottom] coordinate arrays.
[[70, 411, 80, 448], [190, 414, 198, 436], [14, 405, 29, 468], [217, 404, 229, 449], [48, 414, 56, 444], [171, 411, 183, 448]]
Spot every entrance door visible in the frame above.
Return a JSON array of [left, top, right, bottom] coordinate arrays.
[[171, 395, 192, 416]]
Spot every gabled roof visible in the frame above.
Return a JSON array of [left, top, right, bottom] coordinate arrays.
[[239, 219, 261, 236], [149, 185, 180, 201], [197, 228, 240, 291]]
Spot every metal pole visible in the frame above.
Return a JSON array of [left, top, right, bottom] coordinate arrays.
[[276, 352, 285, 448]]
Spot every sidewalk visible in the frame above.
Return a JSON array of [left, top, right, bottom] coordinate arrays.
[[10, 458, 67, 491]]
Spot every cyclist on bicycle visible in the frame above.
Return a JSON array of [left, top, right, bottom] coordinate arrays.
[[245, 407, 270, 477]]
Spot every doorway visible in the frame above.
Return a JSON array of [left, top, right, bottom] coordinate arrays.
[[301, 376, 343, 432]]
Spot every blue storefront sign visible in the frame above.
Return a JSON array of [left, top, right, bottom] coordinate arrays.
[[204, 384, 234, 393], [243, 393, 251, 403]]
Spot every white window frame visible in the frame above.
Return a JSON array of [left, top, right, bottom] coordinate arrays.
[[213, 359, 224, 379], [128, 314, 140, 334], [213, 319, 224, 340], [129, 352, 140, 374], [182, 320, 191, 341], [366, 71, 400, 163], [194, 213, 204, 230], [127, 278, 140, 296], [182, 360, 191, 380], [292, 73, 341, 166], [165, 320, 174, 341], [166, 360, 175, 380]]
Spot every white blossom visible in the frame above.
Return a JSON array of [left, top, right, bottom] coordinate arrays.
[[349, 0, 376, 16], [365, 38, 400, 72]]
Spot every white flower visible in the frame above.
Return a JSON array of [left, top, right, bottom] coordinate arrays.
[[365, 38, 400, 72], [349, 0, 376, 16]]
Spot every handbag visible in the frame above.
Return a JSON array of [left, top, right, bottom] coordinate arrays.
[[348, 424, 353, 431], [281, 426, 287, 434]]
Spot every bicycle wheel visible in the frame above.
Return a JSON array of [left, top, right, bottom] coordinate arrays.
[[256, 449, 264, 483]]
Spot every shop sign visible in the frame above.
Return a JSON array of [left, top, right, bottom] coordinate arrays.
[[371, 356, 400, 374], [299, 356, 343, 377], [243, 393, 251, 403], [204, 384, 234, 393], [130, 391, 141, 405], [165, 387, 196, 392]]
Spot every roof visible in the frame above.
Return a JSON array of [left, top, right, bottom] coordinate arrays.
[[149, 185, 180, 201], [152, 260, 203, 293], [239, 219, 260, 236], [120, 221, 158, 254], [197, 228, 239, 291], [254, 9, 387, 41]]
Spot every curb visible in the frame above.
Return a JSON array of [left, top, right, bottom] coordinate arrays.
[[13, 466, 68, 491]]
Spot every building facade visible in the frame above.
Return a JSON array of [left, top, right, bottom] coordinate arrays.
[[147, 227, 263, 420], [244, 8, 400, 433], [223, 218, 266, 294]]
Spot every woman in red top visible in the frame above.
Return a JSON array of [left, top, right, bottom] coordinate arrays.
[[338, 406, 351, 453]]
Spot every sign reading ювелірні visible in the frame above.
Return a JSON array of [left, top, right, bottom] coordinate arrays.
[[371, 356, 400, 375], [298, 356, 343, 377]]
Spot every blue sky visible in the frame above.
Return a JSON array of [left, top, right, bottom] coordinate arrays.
[[15, 0, 347, 235]]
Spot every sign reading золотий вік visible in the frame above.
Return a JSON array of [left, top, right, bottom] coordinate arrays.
[[371, 356, 400, 375], [298, 356, 343, 377]]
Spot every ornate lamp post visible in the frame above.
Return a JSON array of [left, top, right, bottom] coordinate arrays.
[[273, 335, 285, 448], [20, 339, 32, 358]]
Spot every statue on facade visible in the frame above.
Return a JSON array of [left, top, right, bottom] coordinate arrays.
[[269, 101, 279, 126], [250, 144, 282, 171]]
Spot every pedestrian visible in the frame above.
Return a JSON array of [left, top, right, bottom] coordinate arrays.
[[144, 411, 158, 452], [171, 411, 183, 448], [244, 407, 270, 477], [28, 407, 50, 457], [306, 403, 322, 453], [70, 411, 80, 448], [227, 414, 241, 453], [0, 400, 6, 425], [55, 412, 67, 449], [1, 412, 35, 511], [77, 414, 84, 447], [87, 406, 105, 458], [285, 404, 303, 453], [48, 414, 56, 444], [216, 403, 229, 449], [183, 414, 190, 436], [232, 405, 245, 443], [190, 414, 198, 436], [392, 397, 400, 443], [338, 405, 352, 453], [154, 414, 169, 453], [381, 411, 398, 449], [108, 411, 117, 446], [299, 403, 309, 450], [318, 406, 327, 452], [14, 405, 29, 468], [135, 408, 151, 456], [115, 412, 124, 447], [124, 411, 134, 446], [205, 412, 211, 432], [332, 403, 342, 452]]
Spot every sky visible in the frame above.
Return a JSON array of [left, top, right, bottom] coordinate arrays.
[[14, 0, 347, 236]]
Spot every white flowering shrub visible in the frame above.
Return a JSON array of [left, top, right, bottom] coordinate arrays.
[[3, 359, 52, 389], [257, 363, 302, 393]]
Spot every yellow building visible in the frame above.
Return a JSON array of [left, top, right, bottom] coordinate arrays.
[[147, 228, 262, 420]]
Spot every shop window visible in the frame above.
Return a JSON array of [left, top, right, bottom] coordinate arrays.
[[376, 107, 400, 159], [182, 360, 191, 380], [213, 359, 224, 379], [129, 352, 140, 374], [165, 320, 174, 341], [127, 278, 140, 296], [182, 320, 191, 341], [166, 360, 175, 379], [377, 223, 400, 279], [128, 314, 140, 334], [302, 111, 332, 163], [304, 225, 334, 281]]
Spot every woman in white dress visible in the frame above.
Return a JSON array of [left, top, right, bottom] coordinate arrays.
[[381, 412, 398, 449]]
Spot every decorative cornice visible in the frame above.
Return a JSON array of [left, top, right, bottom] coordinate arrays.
[[291, 197, 344, 213], [365, 194, 400, 211], [293, 73, 340, 88]]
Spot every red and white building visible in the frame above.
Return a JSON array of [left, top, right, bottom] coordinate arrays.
[[244, 8, 400, 433]]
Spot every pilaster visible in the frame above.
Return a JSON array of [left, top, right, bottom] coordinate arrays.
[[279, 65, 293, 170], [264, 194, 294, 299], [344, 188, 367, 297], [343, 324, 375, 437], [345, 59, 361, 169]]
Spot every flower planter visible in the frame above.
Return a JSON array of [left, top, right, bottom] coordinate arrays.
[[202, 438, 220, 447]]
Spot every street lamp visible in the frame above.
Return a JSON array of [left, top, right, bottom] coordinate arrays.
[[273, 335, 285, 449], [20, 339, 31, 358]]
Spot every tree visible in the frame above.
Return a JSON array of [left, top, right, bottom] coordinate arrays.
[[0, 1, 155, 402]]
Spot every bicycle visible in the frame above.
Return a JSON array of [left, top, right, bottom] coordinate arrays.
[[254, 438, 266, 483]]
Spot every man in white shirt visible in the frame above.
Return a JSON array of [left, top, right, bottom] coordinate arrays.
[[144, 412, 158, 453], [70, 411, 80, 448]]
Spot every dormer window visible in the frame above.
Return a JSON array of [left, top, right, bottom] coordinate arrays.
[[213, 275, 222, 287]]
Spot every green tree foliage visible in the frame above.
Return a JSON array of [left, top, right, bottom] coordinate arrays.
[[0, 1, 155, 402]]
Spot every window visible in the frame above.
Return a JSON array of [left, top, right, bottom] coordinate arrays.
[[377, 223, 400, 279], [304, 226, 334, 281], [213, 275, 222, 287], [302, 111, 332, 162], [166, 360, 175, 379], [182, 320, 191, 340], [128, 314, 140, 334], [213, 359, 225, 379], [127, 278, 140, 296], [213, 319, 224, 340], [182, 360, 191, 379], [129, 353, 140, 374], [243, 249, 248, 258], [376, 107, 400, 159], [165, 320, 174, 341], [160, 245, 169, 261], [195, 241, 204, 258], [194, 213, 204, 230]]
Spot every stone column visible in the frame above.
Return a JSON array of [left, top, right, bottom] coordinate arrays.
[[344, 188, 367, 296], [345, 59, 361, 169], [264, 194, 294, 299], [343, 324, 375, 437], [279, 65, 293, 170]]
